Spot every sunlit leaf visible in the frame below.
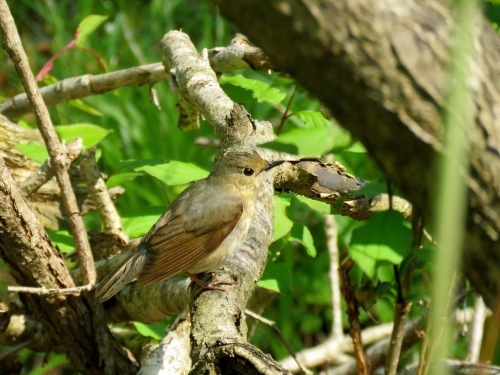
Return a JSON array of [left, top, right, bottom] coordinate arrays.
[[46, 230, 75, 253], [258, 261, 292, 294], [56, 124, 112, 147], [220, 74, 286, 105], [290, 223, 317, 257], [295, 110, 330, 128], [273, 195, 293, 241], [350, 211, 412, 280], [76, 15, 109, 46], [16, 142, 48, 163], [137, 161, 209, 185], [263, 124, 335, 156], [133, 322, 164, 340], [121, 206, 165, 238]]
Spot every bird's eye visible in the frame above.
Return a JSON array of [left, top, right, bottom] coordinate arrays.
[[243, 168, 255, 176]]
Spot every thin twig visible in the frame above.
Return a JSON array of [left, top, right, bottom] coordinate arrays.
[[384, 301, 412, 375], [0, 1, 96, 284], [339, 257, 371, 375], [0, 340, 33, 361], [20, 138, 83, 196], [8, 284, 94, 296], [468, 295, 486, 362], [276, 86, 296, 135], [325, 214, 344, 341], [0, 63, 167, 118], [80, 147, 128, 243], [245, 309, 312, 375]]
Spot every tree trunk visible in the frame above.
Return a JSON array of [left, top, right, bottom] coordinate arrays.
[[214, 0, 500, 307]]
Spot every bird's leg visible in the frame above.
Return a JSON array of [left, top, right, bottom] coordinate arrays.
[[185, 272, 236, 295]]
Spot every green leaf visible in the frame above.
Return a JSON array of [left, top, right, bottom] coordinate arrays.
[[258, 261, 292, 294], [133, 322, 164, 340], [295, 195, 331, 214], [76, 15, 109, 46], [16, 142, 48, 163], [137, 160, 209, 185], [289, 223, 317, 257], [263, 124, 335, 156], [121, 206, 165, 238], [273, 195, 293, 241], [349, 211, 412, 280], [55, 124, 112, 148], [295, 111, 330, 128], [220, 74, 286, 105], [46, 230, 75, 253], [106, 171, 142, 188]]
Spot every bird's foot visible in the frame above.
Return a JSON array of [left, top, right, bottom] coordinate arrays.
[[186, 272, 236, 296]]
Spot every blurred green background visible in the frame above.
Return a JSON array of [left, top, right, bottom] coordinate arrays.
[[1, 0, 498, 373]]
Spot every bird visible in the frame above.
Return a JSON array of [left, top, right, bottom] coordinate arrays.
[[95, 150, 284, 302]]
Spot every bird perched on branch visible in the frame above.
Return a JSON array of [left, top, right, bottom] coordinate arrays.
[[95, 150, 283, 302]]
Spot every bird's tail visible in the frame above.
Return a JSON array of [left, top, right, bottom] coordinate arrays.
[[95, 247, 149, 302]]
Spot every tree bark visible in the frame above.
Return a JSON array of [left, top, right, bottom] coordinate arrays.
[[0, 157, 137, 374], [214, 0, 500, 307]]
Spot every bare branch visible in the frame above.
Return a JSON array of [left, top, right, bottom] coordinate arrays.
[[325, 214, 343, 340], [468, 295, 486, 362], [20, 138, 82, 196], [339, 257, 371, 374], [0, 1, 95, 284], [8, 284, 94, 296], [80, 147, 128, 243], [0, 63, 167, 119], [246, 309, 312, 375]]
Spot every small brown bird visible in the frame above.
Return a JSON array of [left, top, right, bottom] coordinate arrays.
[[95, 150, 283, 302]]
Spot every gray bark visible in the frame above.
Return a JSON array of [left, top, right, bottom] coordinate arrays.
[[214, 0, 500, 307]]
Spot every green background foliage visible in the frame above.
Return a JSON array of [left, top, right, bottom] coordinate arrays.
[[1, 0, 499, 372]]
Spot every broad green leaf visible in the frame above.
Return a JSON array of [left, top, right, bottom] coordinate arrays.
[[56, 124, 112, 148], [16, 142, 48, 163], [106, 171, 143, 188], [137, 161, 209, 185], [220, 74, 286, 105], [295, 110, 330, 128], [121, 206, 165, 238], [133, 322, 164, 340], [76, 15, 109, 46], [290, 223, 317, 257], [107, 160, 209, 187], [273, 195, 293, 241], [46, 230, 75, 253], [295, 195, 331, 214], [349, 211, 412, 280], [264, 124, 335, 156], [258, 261, 292, 294]]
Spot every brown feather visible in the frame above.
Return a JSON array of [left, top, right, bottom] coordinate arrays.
[[137, 204, 243, 285]]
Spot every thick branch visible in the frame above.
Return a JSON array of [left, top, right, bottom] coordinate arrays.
[[0, 0, 95, 285], [160, 30, 286, 373], [0, 157, 136, 374], [214, 0, 500, 307]]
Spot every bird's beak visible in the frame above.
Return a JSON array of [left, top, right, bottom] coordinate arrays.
[[260, 160, 285, 174]]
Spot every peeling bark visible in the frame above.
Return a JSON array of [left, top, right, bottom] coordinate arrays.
[[214, 0, 500, 307]]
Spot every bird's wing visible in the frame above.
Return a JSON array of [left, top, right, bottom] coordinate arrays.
[[137, 204, 243, 286]]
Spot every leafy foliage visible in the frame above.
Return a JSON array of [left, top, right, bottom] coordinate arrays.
[[2, 0, 493, 372]]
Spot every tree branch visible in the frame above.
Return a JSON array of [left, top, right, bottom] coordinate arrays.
[[0, 0, 95, 285], [213, 0, 500, 308]]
